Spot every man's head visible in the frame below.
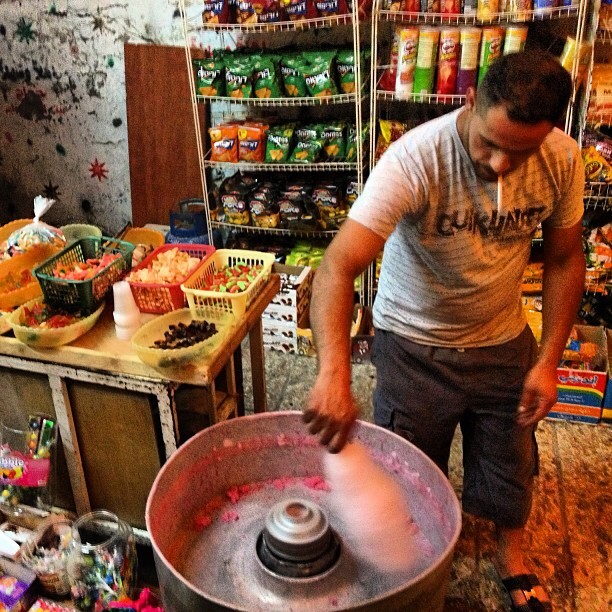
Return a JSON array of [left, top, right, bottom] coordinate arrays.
[[460, 49, 572, 182]]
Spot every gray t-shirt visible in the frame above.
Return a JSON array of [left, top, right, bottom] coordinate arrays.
[[349, 108, 584, 348]]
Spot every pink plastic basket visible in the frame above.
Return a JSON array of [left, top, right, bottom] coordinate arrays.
[[127, 244, 215, 313]]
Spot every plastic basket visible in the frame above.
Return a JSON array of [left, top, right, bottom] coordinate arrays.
[[0, 244, 61, 311], [131, 308, 234, 370], [33, 236, 134, 314], [122, 227, 165, 249], [0, 219, 31, 244], [181, 249, 275, 319], [9, 298, 105, 348], [127, 244, 216, 314]]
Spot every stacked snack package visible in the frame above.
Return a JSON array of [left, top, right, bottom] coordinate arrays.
[[560, 327, 604, 371], [582, 129, 612, 183], [587, 64, 612, 122]]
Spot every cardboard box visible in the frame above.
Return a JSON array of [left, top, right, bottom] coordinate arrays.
[[263, 318, 299, 354], [548, 325, 608, 424], [297, 304, 364, 358], [0, 557, 37, 612], [265, 264, 313, 323], [602, 329, 612, 425]]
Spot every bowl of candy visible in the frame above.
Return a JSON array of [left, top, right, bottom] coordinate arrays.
[[8, 297, 105, 348], [131, 308, 234, 370]]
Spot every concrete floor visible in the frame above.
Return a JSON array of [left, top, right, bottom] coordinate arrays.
[[240, 347, 612, 612]]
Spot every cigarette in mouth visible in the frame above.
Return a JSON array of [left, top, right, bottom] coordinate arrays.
[[497, 175, 502, 213]]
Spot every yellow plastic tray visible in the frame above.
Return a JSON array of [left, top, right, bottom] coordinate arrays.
[[131, 308, 234, 369], [8, 298, 105, 348]]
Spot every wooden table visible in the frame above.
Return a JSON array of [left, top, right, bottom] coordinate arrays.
[[0, 275, 280, 529]]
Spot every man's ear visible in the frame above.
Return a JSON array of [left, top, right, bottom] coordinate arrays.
[[465, 87, 476, 111]]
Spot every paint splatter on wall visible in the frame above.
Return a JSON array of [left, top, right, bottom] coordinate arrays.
[[0, 0, 184, 233]]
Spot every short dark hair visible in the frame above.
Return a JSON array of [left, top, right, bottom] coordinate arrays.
[[476, 49, 572, 125]]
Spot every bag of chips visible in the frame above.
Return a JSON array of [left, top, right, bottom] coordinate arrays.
[[336, 50, 356, 94], [193, 58, 225, 97], [303, 53, 339, 97], [253, 57, 283, 98], [238, 123, 268, 163], [281, 0, 318, 21], [202, 0, 229, 23], [226, 58, 253, 99], [222, 191, 251, 225], [320, 122, 347, 160], [280, 57, 309, 97], [314, 0, 349, 17], [374, 119, 407, 161], [210, 124, 240, 163], [265, 125, 294, 163], [288, 139, 323, 163]]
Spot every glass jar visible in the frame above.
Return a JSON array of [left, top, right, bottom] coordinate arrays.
[[66, 510, 137, 611]]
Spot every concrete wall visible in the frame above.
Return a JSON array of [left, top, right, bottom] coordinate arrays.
[[0, 0, 185, 233]]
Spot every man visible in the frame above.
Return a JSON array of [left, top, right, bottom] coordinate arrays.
[[304, 49, 585, 612]]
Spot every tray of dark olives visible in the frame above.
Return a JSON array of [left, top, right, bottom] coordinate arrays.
[[131, 308, 235, 368]]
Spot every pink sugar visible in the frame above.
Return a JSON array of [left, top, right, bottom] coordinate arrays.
[[302, 475, 330, 491], [194, 515, 213, 530], [221, 510, 239, 523]]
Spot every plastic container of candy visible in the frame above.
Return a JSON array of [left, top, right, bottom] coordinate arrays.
[[131, 308, 234, 369], [8, 298, 105, 348], [34, 236, 134, 314], [181, 249, 275, 319]]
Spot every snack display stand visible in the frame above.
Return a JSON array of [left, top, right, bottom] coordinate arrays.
[[0, 273, 280, 531]]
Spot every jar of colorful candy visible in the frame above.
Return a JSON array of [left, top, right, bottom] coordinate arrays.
[[66, 510, 137, 611]]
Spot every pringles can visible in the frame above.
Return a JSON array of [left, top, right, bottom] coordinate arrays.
[[456, 27, 482, 95], [503, 25, 528, 55], [477, 0, 500, 21], [412, 27, 440, 100], [395, 26, 420, 98], [441, 0, 461, 14], [420, 0, 441, 13], [477, 26, 503, 85], [508, 0, 532, 20], [436, 28, 460, 97]]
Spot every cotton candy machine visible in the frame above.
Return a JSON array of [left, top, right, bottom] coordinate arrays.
[[146, 412, 461, 611]]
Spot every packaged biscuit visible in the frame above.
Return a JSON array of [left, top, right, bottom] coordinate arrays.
[[202, 0, 229, 23], [193, 58, 225, 97], [280, 57, 309, 97], [303, 53, 339, 97], [253, 57, 283, 98], [238, 124, 268, 163], [210, 124, 239, 162], [265, 124, 295, 163]]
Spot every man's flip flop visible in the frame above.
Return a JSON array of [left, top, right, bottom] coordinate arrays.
[[501, 573, 553, 612]]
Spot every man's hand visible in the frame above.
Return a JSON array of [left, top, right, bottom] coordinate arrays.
[[516, 362, 559, 427], [303, 375, 358, 453]]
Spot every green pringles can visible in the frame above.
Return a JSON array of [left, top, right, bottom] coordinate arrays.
[[477, 26, 504, 85], [412, 27, 440, 101]]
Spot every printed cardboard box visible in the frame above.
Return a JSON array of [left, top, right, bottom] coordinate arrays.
[[263, 318, 299, 354], [548, 325, 608, 424], [602, 328, 612, 425], [0, 557, 36, 612], [265, 264, 313, 323]]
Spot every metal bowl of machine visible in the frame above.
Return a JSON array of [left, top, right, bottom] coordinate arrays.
[[146, 412, 462, 612]]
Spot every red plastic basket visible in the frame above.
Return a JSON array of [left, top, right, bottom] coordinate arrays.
[[127, 244, 215, 313]]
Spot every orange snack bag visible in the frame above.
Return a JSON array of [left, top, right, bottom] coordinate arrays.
[[210, 124, 239, 163], [238, 123, 268, 163]]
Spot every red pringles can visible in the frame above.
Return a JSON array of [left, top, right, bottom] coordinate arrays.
[[436, 28, 460, 97], [441, 0, 461, 14]]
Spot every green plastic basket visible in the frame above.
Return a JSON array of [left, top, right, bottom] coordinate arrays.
[[34, 236, 134, 314]]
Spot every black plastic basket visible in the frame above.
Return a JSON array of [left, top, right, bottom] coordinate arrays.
[[34, 236, 134, 314]]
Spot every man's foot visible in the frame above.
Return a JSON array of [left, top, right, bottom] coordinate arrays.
[[499, 572, 552, 611]]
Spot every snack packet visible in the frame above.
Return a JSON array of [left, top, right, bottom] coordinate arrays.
[[280, 56, 309, 97], [314, 0, 349, 17], [303, 53, 339, 97], [222, 191, 251, 225], [193, 58, 225, 96], [320, 122, 347, 160], [225, 57, 253, 99], [282, 0, 318, 21], [265, 124, 295, 162], [210, 124, 240, 162], [202, 0, 229, 23], [7, 196, 66, 255], [238, 123, 268, 163], [253, 57, 283, 98], [336, 49, 356, 93]]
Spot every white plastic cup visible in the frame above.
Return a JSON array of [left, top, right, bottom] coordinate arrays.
[[113, 281, 140, 340]]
